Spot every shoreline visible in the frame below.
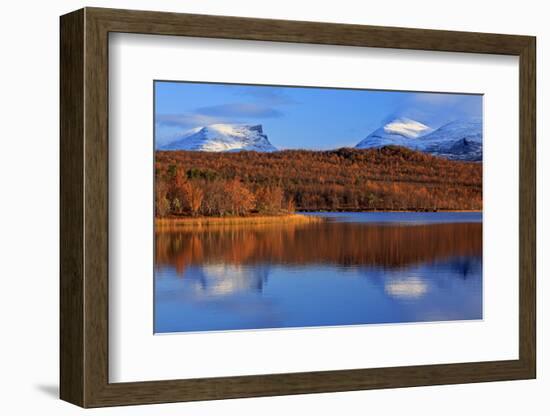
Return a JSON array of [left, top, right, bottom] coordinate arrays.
[[155, 213, 325, 228], [298, 209, 482, 213], [156, 210, 481, 228]]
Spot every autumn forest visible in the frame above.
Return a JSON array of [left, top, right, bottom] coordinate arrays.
[[154, 146, 482, 218]]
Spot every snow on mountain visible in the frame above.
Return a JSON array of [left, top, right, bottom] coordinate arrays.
[[421, 118, 482, 161], [355, 117, 482, 161], [355, 118, 433, 150], [160, 124, 277, 152]]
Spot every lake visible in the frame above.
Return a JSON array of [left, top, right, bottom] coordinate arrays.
[[154, 212, 482, 333]]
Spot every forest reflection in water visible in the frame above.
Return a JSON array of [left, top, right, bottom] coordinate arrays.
[[154, 213, 482, 333]]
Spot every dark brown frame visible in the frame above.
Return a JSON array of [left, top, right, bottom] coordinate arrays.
[[60, 7, 536, 408]]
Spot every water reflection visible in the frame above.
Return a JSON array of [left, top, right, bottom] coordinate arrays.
[[183, 264, 269, 296], [385, 277, 428, 299], [155, 213, 482, 333]]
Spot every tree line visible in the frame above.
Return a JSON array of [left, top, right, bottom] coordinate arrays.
[[156, 163, 294, 217], [155, 146, 482, 217]]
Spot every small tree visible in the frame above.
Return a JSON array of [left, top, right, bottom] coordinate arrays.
[[167, 164, 177, 180], [227, 180, 255, 216], [155, 181, 171, 217], [285, 196, 296, 213], [202, 180, 226, 216], [255, 185, 284, 214], [366, 192, 377, 209], [157, 196, 171, 217], [172, 197, 183, 215], [182, 182, 204, 216]]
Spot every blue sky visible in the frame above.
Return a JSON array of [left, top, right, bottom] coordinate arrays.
[[155, 81, 482, 150]]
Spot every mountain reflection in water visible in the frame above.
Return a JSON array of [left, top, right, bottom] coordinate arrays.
[[154, 213, 482, 333]]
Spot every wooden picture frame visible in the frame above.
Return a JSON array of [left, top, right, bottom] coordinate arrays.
[[60, 7, 536, 408]]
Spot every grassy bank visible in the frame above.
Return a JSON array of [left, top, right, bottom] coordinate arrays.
[[156, 213, 324, 229]]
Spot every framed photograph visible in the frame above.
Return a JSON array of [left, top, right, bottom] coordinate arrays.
[[60, 7, 536, 407]]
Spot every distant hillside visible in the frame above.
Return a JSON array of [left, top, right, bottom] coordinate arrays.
[[155, 146, 482, 216]]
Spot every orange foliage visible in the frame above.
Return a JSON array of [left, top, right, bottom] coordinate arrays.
[[155, 146, 482, 217]]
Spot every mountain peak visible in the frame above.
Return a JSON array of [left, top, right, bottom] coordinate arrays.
[[160, 123, 277, 152], [355, 118, 433, 150], [421, 118, 482, 161], [382, 117, 431, 139], [355, 117, 482, 161]]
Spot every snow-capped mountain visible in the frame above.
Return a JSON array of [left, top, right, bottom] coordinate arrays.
[[160, 124, 277, 152], [355, 118, 433, 150], [355, 117, 482, 161], [421, 118, 482, 161]]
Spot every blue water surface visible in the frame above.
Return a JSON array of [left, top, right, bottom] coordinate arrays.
[[302, 211, 482, 224], [154, 212, 482, 333]]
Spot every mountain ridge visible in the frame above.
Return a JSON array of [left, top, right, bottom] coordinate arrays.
[[160, 123, 277, 152], [159, 118, 482, 161], [421, 118, 482, 161], [355, 117, 482, 161], [355, 117, 433, 150]]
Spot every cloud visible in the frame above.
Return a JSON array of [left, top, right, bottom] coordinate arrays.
[[155, 101, 284, 147], [156, 113, 228, 129], [238, 87, 297, 105], [196, 103, 283, 118], [156, 102, 284, 132], [387, 93, 483, 128], [411, 93, 468, 105]]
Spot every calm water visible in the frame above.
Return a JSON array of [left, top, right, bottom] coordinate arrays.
[[154, 212, 482, 333]]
